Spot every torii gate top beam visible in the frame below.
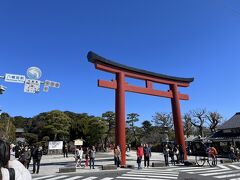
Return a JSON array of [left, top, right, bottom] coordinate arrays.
[[87, 51, 194, 87]]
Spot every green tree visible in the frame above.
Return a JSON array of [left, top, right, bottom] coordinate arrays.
[[142, 120, 152, 133], [87, 117, 107, 148], [34, 110, 71, 141], [24, 133, 38, 144], [13, 116, 26, 128], [0, 113, 16, 142], [68, 112, 91, 141], [102, 111, 115, 150], [126, 113, 139, 146], [67, 112, 108, 149], [42, 136, 50, 142]]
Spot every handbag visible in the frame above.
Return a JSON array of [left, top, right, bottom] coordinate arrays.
[[8, 168, 15, 180], [137, 157, 141, 163]]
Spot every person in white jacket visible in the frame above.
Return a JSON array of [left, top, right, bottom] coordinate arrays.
[[75, 146, 83, 167], [0, 140, 32, 180]]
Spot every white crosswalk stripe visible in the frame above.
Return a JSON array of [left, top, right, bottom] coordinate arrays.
[[64, 176, 83, 180], [117, 177, 175, 180], [128, 172, 178, 176], [216, 173, 240, 179], [47, 176, 68, 180], [228, 164, 240, 169], [231, 178, 240, 180], [33, 175, 56, 180], [200, 170, 238, 176], [123, 174, 178, 179], [218, 164, 231, 170], [180, 167, 219, 172], [33, 175, 111, 180], [81, 177, 98, 180], [117, 168, 179, 180]]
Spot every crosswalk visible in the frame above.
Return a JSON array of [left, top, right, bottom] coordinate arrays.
[[32, 164, 240, 180], [33, 176, 105, 180], [118, 164, 240, 180]]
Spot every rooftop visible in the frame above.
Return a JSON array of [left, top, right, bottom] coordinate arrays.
[[219, 112, 240, 130]]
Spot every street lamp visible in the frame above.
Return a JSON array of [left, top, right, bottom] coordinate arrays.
[[162, 125, 169, 143]]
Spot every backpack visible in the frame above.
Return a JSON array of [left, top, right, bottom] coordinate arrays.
[[8, 168, 15, 180]]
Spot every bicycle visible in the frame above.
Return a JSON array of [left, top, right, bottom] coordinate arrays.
[[195, 154, 217, 167]]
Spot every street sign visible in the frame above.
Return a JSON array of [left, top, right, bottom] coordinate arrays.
[[4, 73, 25, 83], [44, 80, 60, 88], [24, 79, 41, 93], [43, 86, 49, 92], [27, 67, 42, 80]]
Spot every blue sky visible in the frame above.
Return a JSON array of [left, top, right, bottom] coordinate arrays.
[[0, 0, 240, 125]]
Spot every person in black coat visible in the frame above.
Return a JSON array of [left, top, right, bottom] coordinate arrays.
[[32, 146, 43, 174]]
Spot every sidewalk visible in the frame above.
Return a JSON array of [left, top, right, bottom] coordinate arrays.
[[31, 151, 195, 177]]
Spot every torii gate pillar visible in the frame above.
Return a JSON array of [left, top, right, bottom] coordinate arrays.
[[115, 72, 126, 165], [171, 84, 187, 159], [87, 51, 194, 166]]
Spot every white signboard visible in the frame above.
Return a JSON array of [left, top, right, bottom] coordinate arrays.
[[44, 80, 60, 88], [48, 141, 63, 150], [74, 139, 83, 146], [24, 79, 41, 93], [5, 73, 25, 83]]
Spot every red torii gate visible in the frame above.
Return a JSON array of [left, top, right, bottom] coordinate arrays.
[[88, 51, 194, 166]]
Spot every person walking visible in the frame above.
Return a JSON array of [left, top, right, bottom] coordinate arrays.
[[114, 145, 121, 167], [169, 146, 175, 166], [230, 144, 236, 162], [179, 144, 184, 163], [208, 145, 218, 166], [0, 140, 32, 180], [137, 144, 144, 169], [63, 143, 68, 158], [21, 146, 31, 168], [235, 148, 240, 162], [10, 144, 16, 160], [89, 146, 96, 169], [163, 144, 169, 166], [174, 145, 179, 164], [75, 147, 83, 167], [32, 145, 43, 174], [25, 146, 32, 169], [18, 146, 27, 167], [144, 144, 151, 168]]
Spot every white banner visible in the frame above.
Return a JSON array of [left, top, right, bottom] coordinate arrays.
[[48, 141, 63, 150]]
